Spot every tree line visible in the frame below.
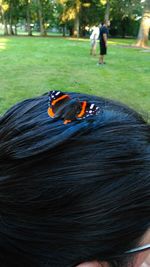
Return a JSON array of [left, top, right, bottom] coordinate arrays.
[[0, 0, 150, 47]]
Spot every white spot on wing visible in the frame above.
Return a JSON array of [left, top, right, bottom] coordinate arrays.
[[90, 104, 94, 109]]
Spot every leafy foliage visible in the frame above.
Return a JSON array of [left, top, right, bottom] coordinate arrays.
[[0, 0, 145, 37]]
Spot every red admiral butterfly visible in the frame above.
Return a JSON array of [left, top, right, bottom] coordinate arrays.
[[48, 91, 100, 124]]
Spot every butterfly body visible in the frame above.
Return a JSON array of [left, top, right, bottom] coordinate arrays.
[[48, 91, 100, 124]]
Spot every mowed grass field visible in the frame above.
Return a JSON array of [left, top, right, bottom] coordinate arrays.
[[0, 36, 149, 116]]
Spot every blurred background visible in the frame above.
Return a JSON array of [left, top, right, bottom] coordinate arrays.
[[0, 0, 149, 115]]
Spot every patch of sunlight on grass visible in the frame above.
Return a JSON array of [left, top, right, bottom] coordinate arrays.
[[108, 39, 135, 45], [108, 40, 117, 44], [0, 38, 9, 51], [67, 37, 89, 42], [67, 38, 137, 46], [67, 37, 114, 43]]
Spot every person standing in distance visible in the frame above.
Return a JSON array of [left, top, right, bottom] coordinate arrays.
[[90, 25, 100, 56], [98, 20, 110, 65]]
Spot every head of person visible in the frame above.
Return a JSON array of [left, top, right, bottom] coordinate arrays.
[[0, 92, 150, 267], [101, 20, 110, 27]]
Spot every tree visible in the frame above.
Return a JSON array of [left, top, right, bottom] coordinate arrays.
[[80, 1, 103, 37], [0, 0, 23, 35], [56, 0, 104, 37], [35, 0, 46, 35], [25, 0, 32, 36], [109, 0, 142, 38], [73, 0, 81, 37], [57, 0, 82, 37], [1, 0, 147, 39], [8, 0, 21, 35], [0, 0, 9, 35], [100, 0, 110, 23], [136, 0, 150, 47], [34, 0, 54, 36], [1, 0, 21, 35]]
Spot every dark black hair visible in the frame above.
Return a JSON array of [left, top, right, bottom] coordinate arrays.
[[0, 92, 150, 267], [101, 20, 106, 26]]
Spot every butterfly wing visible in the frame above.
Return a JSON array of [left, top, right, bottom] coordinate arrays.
[[77, 101, 100, 119], [48, 91, 70, 118]]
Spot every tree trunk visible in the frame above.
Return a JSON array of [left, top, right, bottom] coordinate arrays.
[[14, 24, 17, 35], [0, 7, 9, 35], [9, 2, 14, 35], [26, 1, 32, 36], [73, 13, 80, 37], [136, 0, 150, 47], [62, 25, 66, 37], [68, 26, 73, 37], [4, 19, 9, 35], [37, 0, 46, 36], [73, 0, 81, 37], [104, 0, 110, 24], [9, 22, 14, 35]]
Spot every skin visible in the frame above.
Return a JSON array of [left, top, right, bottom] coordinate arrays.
[[141, 254, 150, 267], [90, 38, 97, 56], [76, 230, 150, 267], [133, 230, 150, 267]]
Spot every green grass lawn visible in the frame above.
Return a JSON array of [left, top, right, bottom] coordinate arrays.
[[0, 36, 150, 116]]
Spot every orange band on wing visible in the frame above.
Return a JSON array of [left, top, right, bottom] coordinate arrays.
[[64, 119, 72, 124], [77, 101, 87, 118], [52, 95, 69, 106], [48, 107, 55, 118]]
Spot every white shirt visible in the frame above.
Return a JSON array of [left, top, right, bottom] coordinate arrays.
[[90, 26, 99, 40]]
